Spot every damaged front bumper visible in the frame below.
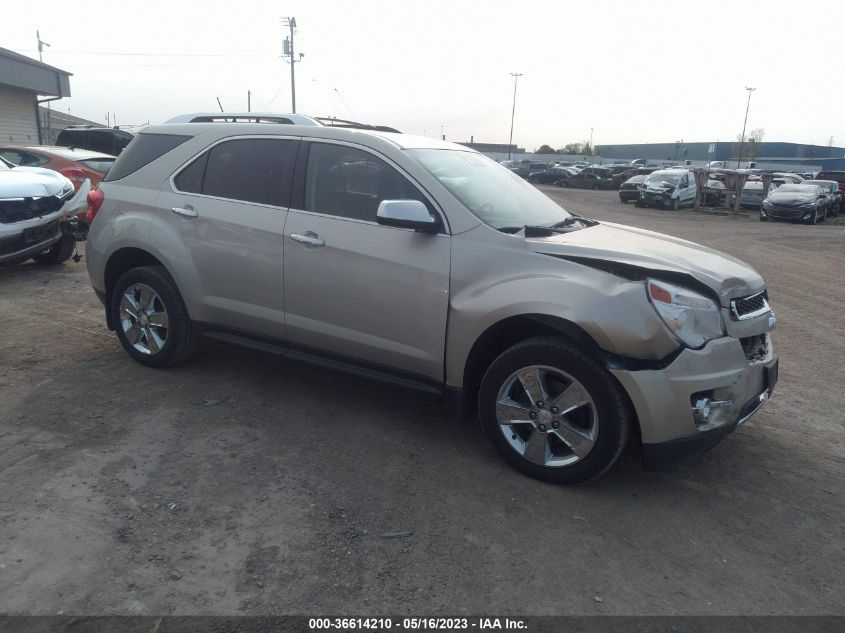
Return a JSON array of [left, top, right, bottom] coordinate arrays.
[[639, 190, 673, 207], [611, 327, 777, 471]]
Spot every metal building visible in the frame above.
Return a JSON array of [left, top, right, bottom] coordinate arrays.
[[596, 140, 845, 170], [0, 47, 72, 144]]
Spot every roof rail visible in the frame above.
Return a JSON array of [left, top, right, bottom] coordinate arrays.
[[314, 117, 402, 133], [164, 112, 322, 126]]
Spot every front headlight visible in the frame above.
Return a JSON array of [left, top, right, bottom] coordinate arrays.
[[647, 279, 725, 348]]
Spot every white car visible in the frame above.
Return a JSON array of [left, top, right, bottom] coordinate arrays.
[[0, 156, 89, 265], [638, 168, 698, 210]]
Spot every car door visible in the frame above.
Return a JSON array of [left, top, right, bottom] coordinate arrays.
[[283, 140, 451, 383], [155, 136, 299, 339], [678, 174, 691, 204]]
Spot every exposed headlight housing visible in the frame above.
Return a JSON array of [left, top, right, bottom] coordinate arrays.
[[647, 279, 725, 348]]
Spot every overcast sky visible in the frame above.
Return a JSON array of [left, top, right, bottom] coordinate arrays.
[[3, 0, 844, 151]]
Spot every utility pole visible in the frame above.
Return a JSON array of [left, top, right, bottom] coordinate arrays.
[[507, 73, 523, 160], [37, 30, 52, 142], [248, 90, 251, 113], [737, 86, 756, 168], [282, 17, 304, 113]]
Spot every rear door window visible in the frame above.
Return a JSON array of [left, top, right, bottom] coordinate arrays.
[[173, 138, 298, 207]]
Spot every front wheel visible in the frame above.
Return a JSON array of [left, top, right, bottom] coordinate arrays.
[[110, 265, 197, 368], [478, 337, 632, 484], [671, 197, 680, 211]]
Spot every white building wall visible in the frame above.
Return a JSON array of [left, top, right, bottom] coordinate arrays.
[[0, 84, 39, 144]]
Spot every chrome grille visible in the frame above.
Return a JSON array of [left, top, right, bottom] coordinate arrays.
[[731, 290, 770, 320]]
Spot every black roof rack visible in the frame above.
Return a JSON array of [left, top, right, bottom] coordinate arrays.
[[315, 117, 401, 134]]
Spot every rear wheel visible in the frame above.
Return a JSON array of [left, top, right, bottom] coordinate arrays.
[[31, 234, 75, 265], [478, 336, 632, 484], [110, 265, 196, 368]]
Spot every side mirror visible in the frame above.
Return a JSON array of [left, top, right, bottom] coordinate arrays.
[[376, 200, 438, 233]]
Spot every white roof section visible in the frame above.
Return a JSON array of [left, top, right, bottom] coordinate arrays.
[[367, 131, 474, 152], [164, 112, 322, 126], [148, 117, 475, 153]]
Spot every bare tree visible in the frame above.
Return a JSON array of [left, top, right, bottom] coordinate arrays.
[[732, 128, 765, 162]]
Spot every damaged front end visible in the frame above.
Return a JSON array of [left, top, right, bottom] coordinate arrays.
[[0, 178, 90, 263]]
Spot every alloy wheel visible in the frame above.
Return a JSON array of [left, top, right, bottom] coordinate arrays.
[[119, 283, 169, 355], [495, 365, 599, 467]]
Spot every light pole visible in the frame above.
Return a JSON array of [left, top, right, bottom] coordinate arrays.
[[589, 127, 594, 154], [507, 73, 523, 160], [737, 86, 756, 168]]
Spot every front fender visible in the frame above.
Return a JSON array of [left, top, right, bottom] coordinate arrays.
[[445, 250, 679, 387]]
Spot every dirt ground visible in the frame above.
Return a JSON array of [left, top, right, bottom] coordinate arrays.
[[1, 189, 843, 616]]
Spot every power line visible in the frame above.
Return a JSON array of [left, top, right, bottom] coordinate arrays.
[[11, 48, 267, 57]]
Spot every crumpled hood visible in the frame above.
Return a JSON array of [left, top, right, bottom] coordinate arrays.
[[644, 181, 675, 192], [528, 221, 765, 305], [0, 166, 71, 199]]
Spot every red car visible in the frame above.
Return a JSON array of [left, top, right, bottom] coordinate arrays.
[[0, 145, 115, 226]]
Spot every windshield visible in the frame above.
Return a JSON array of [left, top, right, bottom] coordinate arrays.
[[778, 184, 814, 193], [645, 172, 680, 186], [407, 149, 571, 229]]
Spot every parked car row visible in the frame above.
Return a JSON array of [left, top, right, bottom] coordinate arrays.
[[612, 165, 843, 223]]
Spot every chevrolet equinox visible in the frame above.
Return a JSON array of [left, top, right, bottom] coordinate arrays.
[[85, 116, 779, 483]]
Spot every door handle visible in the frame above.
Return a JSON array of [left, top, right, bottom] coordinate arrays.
[[171, 205, 198, 218], [290, 232, 324, 247]]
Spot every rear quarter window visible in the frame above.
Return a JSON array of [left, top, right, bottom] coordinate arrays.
[[103, 133, 191, 182]]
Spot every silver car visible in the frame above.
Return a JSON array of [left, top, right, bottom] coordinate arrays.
[[85, 118, 778, 484]]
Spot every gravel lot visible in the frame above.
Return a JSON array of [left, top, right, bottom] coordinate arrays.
[[1, 188, 843, 616]]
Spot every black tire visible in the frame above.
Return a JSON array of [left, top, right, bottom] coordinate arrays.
[[806, 207, 818, 225], [759, 214, 768, 222], [478, 336, 633, 484], [110, 265, 196, 368], [31, 234, 75, 265], [671, 197, 680, 211]]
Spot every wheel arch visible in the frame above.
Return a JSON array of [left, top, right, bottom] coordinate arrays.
[[461, 314, 602, 409], [458, 313, 643, 446], [103, 247, 168, 329]]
